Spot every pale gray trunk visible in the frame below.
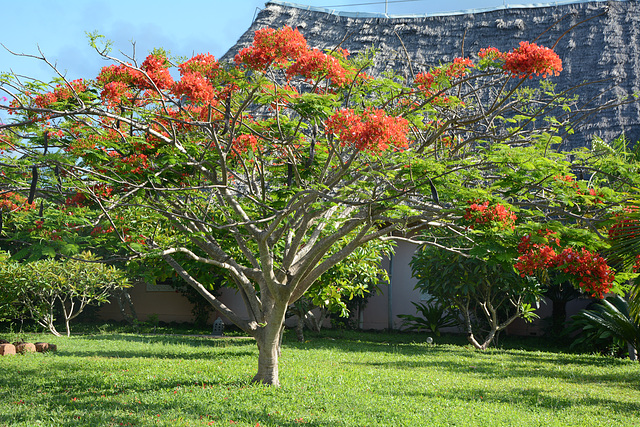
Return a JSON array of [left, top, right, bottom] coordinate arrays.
[[252, 301, 288, 386]]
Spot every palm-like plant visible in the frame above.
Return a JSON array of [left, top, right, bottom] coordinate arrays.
[[608, 203, 640, 321], [398, 301, 460, 336], [594, 134, 640, 322], [569, 295, 639, 361]]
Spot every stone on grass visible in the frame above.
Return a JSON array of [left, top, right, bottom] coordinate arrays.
[[34, 342, 49, 352], [15, 342, 36, 353], [0, 343, 16, 356]]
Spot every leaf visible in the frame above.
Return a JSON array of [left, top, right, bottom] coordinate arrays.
[[41, 246, 56, 258]]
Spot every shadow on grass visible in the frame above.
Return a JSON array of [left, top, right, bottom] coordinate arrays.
[[0, 366, 334, 427], [347, 345, 640, 392], [404, 385, 640, 417], [0, 405, 336, 427], [56, 333, 256, 360]]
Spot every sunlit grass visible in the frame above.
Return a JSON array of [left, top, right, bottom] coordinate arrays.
[[1, 329, 638, 426]]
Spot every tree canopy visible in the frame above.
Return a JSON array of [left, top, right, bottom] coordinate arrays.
[[1, 27, 637, 385]]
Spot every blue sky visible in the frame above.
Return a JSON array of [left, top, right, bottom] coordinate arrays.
[[0, 0, 511, 83]]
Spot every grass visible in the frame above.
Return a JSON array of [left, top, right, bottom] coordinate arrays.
[[0, 328, 639, 426]]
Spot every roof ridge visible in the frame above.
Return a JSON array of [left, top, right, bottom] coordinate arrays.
[[265, 0, 628, 18]]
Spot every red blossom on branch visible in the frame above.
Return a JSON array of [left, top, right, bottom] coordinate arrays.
[[608, 207, 639, 240], [231, 134, 260, 156], [286, 49, 353, 87], [478, 47, 506, 61], [325, 108, 409, 152], [462, 201, 517, 230], [138, 53, 174, 90], [178, 53, 220, 80], [554, 248, 613, 298], [414, 57, 473, 104], [0, 192, 36, 212], [235, 26, 308, 70], [65, 192, 87, 208], [33, 79, 87, 108], [503, 41, 562, 79], [515, 229, 614, 298], [172, 72, 217, 105]]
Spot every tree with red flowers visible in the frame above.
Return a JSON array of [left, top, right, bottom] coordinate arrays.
[[0, 26, 633, 385]]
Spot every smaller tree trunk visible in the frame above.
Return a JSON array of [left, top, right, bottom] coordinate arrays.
[[115, 287, 138, 324], [295, 313, 305, 343], [629, 343, 637, 362]]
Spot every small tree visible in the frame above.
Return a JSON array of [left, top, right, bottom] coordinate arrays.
[[290, 239, 392, 341], [411, 231, 543, 350], [0, 251, 130, 336]]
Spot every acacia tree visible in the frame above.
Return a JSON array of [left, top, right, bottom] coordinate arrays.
[[0, 28, 625, 385]]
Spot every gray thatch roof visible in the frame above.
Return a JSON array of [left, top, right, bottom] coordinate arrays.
[[222, 0, 640, 149]]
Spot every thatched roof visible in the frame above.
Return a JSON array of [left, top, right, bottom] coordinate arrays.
[[222, 0, 640, 149]]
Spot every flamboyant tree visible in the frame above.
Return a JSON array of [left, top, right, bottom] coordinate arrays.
[[0, 28, 629, 385]]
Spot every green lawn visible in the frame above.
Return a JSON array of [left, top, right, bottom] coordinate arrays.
[[0, 329, 638, 426]]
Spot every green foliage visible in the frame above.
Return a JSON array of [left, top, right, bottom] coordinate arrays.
[[0, 251, 130, 336], [307, 240, 392, 318], [411, 233, 543, 350], [568, 295, 640, 360], [398, 300, 459, 336]]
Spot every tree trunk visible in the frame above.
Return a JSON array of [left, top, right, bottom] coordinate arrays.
[[295, 313, 305, 343], [550, 298, 568, 336], [629, 343, 637, 362], [115, 287, 137, 324], [252, 303, 288, 386]]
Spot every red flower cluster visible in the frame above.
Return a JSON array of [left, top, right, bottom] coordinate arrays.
[[235, 26, 308, 70], [33, 79, 87, 108], [178, 54, 220, 79], [286, 48, 352, 87], [172, 72, 217, 105], [139, 53, 174, 90], [554, 174, 575, 183], [325, 108, 409, 152], [119, 153, 150, 175], [65, 192, 87, 208], [515, 229, 614, 298], [554, 248, 614, 298], [553, 175, 604, 205], [462, 201, 517, 230], [97, 63, 140, 104], [414, 57, 473, 104], [515, 229, 563, 275], [90, 183, 114, 200], [100, 81, 134, 105], [503, 41, 562, 79], [90, 225, 115, 236], [608, 207, 639, 240], [235, 27, 355, 87], [172, 54, 222, 106], [96, 53, 173, 103], [478, 47, 505, 61], [231, 134, 260, 155], [0, 192, 36, 212]]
